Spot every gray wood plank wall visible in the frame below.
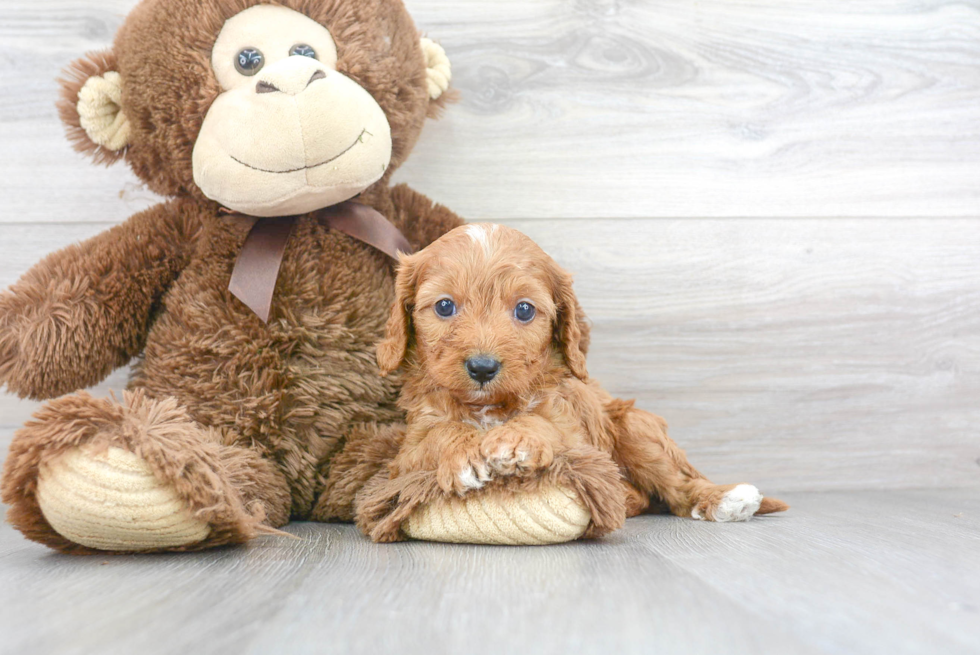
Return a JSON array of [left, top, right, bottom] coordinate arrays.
[[0, 0, 978, 492]]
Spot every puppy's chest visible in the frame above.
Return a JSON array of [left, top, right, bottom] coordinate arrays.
[[461, 405, 510, 431], [457, 395, 548, 432]]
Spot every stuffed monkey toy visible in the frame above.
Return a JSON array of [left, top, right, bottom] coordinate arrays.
[[0, 0, 468, 553]]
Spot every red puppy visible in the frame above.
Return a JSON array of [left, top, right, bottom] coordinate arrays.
[[371, 223, 787, 538]]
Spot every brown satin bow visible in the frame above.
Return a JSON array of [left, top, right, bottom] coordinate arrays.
[[227, 201, 414, 322]]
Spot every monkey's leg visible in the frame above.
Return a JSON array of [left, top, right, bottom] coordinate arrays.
[[1, 390, 291, 554], [309, 421, 406, 523]]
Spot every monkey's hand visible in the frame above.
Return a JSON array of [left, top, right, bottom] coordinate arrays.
[[0, 202, 200, 400], [0, 278, 118, 400]]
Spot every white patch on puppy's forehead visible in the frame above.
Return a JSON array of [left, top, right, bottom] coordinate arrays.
[[464, 224, 498, 257]]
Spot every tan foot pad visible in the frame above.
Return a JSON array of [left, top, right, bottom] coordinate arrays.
[[36, 446, 210, 551], [403, 484, 591, 545]]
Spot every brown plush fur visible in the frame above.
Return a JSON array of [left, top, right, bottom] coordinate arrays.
[[355, 225, 787, 540], [0, 0, 463, 553], [311, 421, 405, 522]]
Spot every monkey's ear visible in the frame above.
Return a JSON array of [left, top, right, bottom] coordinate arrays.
[[377, 252, 422, 376], [550, 266, 589, 381], [420, 37, 455, 117], [57, 50, 132, 165]]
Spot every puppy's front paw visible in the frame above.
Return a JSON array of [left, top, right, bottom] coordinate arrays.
[[480, 426, 554, 477], [692, 484, 763, 522], [436, 446, 492, 496]]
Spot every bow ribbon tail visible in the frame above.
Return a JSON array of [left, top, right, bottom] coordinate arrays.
[[228, 215, 297, 323], [227, 202, 414, 323]]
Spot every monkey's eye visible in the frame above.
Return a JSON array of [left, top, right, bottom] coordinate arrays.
[[235, 48, 264, 76], [289, 44, 317, 59], [514, 301, 536, 323], [434, 298, 457, 318]]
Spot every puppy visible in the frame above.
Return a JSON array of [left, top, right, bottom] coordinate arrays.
[[369, 223, 787, 538]]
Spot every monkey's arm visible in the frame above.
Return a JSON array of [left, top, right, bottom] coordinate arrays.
[[0, 200, 203, 400]]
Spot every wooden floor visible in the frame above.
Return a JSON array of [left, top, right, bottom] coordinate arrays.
[[0, 489, 977, 655]]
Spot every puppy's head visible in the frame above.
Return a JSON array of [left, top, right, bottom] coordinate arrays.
[[378, 224, 589, 402]]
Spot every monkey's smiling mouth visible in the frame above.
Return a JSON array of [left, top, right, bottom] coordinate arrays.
[[231, 129, 371, 174]]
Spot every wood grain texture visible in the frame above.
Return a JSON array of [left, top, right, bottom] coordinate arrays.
[[1, 1, 979, 222], [398, 0, 980, 219], [537, 218, 980, 492], [0, 1, 157, 225], [1, 489, 978, 655], [2, 219, 977, 491]]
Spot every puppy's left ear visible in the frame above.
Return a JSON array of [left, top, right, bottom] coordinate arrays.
[[550, 266, 589, 380], [377, 253, 421, 376]]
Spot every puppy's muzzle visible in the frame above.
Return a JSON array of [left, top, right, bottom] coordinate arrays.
[[465, 355, 500, 383]]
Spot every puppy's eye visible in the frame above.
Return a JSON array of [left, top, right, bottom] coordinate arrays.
[[235, 48, 264, 76], [514, 301, 536, 323], [434, 298, 457, 318]]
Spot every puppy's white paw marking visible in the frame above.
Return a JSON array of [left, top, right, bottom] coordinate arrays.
[[713, 484, 763, 522], [515, 449, 529, 463], [691, 506, 705, 520], [457, 466, 485, 490]]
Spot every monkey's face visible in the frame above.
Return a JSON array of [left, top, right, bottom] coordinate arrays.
[[192, 5, 392, 216], [58, 0, 452, 216]]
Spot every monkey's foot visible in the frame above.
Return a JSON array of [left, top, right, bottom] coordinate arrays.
[[37, 445, 211, 551], [1, 391, 271, 554]]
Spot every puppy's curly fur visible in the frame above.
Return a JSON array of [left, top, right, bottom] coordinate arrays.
[[362, 224, 787, 540]]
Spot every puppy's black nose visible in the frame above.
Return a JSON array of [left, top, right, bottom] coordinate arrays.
[[466, 356, 500, 383]]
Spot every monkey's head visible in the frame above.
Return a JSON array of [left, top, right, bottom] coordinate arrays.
[[58, 0, 453, 217]]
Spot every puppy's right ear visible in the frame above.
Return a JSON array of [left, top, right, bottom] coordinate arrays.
[[58, 50, 132, 165], [377, 253, 421, 376], [549, 264, 589, 381]]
